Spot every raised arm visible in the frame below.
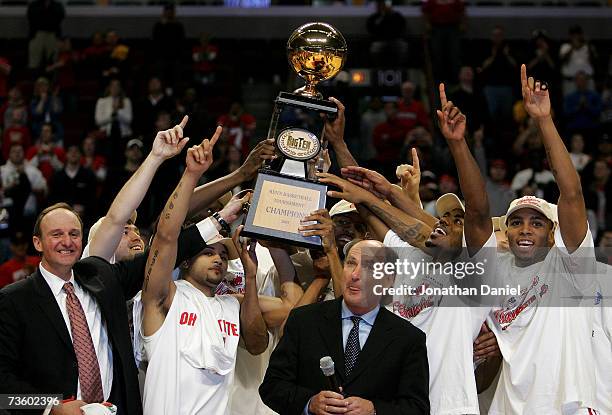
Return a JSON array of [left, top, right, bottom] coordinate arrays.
[[356, 204, 389, 242], [187, 138, 276, 218], [89, 116, 190, 261], [521, 64, 587, 250], [325, 97, 359, 168], [317, 173, 432, 252], [341, 165, 436, 228], [233, 226, 269, 355], [141, 127, 220, 337], [437, 83, 492, 251]]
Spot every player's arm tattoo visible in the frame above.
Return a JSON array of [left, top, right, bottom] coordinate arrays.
[[143, 248, 159, 292], [367, 203, 428, 245]]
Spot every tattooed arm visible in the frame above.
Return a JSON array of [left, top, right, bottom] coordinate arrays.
[[317, 173, 432, 252], [141, 127, 221, 337]]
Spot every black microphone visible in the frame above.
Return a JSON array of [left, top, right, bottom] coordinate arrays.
[[320, 356, 342, 394]]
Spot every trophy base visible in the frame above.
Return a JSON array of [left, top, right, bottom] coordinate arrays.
[[242, 170, 327, 249]]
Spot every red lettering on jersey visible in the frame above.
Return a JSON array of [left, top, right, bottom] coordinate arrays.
[[180, 312, 198, 326], [217, 319, 239, 336]]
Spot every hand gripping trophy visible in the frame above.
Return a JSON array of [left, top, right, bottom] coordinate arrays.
[[242, 22, 347, 248]]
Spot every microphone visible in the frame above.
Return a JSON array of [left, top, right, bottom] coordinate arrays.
[[320, 356, 342, 394]]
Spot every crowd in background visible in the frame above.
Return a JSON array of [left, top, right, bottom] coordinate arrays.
[[0, 0, 611, 287]]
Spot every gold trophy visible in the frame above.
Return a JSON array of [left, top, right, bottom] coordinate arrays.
[[242, 23, 347, 248]]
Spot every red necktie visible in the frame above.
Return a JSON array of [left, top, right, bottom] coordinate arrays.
[[63, 282, 104, 403]]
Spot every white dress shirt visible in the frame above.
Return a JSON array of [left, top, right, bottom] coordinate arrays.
[[39, 264, 113, 401]]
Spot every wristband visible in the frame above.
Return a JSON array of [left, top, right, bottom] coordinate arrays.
[[212, 211, 231, 233]]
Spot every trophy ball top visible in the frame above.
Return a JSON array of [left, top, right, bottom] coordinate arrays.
[[287, 22, 347, 89]]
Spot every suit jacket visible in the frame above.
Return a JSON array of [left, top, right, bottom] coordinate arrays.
[[259, 298, 430, 415], [0, 225, 207, 415]]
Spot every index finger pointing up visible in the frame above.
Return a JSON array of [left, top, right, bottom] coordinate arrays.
[[411, 147, 420, 171], [520, 64, 528, 89], [209, 125, 222, 147], [179, 115, 189, 130], [439, 83, 447, 107]]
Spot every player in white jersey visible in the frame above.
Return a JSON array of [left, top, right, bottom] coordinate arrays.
[[140, 128, 269, 415], [485, 65, 603, 415], [318, 87, 500, 414]]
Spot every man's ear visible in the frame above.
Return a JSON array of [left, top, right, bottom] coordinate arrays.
[[32, 236, 43, 253]]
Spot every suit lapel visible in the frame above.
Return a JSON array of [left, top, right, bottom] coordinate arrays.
[[32, 271, 74, 352], [345, 307, 396, 385], [318, 298, 346, 383]]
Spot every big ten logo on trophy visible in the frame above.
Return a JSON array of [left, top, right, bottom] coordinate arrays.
[[242, 22, 347, 248]]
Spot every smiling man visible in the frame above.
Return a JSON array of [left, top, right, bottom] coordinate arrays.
[[259, 239, 430, 415], [484, 66, 602, 415]]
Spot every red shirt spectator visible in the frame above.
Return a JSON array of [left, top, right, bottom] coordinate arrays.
[[3, 126, 31, 160], [25, 122, 65, 182], [373, 102, 410, 165], [422, 0, 465, 26], [192, 33, 218, 75], [216, 102, 256, 160], [0, 232, 40, 288], [396, 81, 431, 132]]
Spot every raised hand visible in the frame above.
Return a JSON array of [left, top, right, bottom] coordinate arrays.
[[239, 138, 277, 180], [520, 63, 551, 120], [316, 172, 375, 205], [185, 126, 221, 176], [218, 191, 252, 224], [436, 83, 466, 141], [299, 209, 337, 254], [232, 225, 258, 278], [397, 147, 421, 200], [323, 97, 346, 146], [151, 115, 190, 160], [340, 166, 392, 200]]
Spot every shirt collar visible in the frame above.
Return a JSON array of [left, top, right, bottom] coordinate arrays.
[[39, 263, 75, 297], [341, 299, 380, 327]]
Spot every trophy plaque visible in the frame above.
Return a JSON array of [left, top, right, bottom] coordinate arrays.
[[243, 22, 347, 248]]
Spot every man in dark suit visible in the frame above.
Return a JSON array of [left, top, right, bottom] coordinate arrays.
[[260, 239, 430, 415], [0, 203, 213, 415]]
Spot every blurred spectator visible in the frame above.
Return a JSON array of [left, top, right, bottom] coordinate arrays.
[[217, 101, 256, 160], [449, 66, 489, 134], [135, 76, 174, 139], [95, 78, 133, 139], [152, 4, 185, 89], [372, 101, 410, 179], [358, 96, 386, 163], [26, 122, 65, 182], [29, 77, 63, 140], [439, 174, 458, 195], [564, 71, 602, 140], [513, 118, 543, 165], [2, 107, 32, 160], [1, 87, 27, 130], [0, 144, 47, 221], [422, 0, 465, 84], [582, 159, 611, 233], [49, 145, 98, 228], [396, 81, 431, 132], [510, 149, 556, 200], [420, 170, 440, 216], [26, 0, 65, 71], [0, 56, 11, 104], [479, 26, 517, 127], [560, 25, 597, 96], [366, 0, 408, 67], [569, 133, 591, 171], [81, 135, 107, 184], [102, 30, 130, 81], [0, 231, 40, 288], [82, 31, 109, 70], [192, 33, 218, 86], [102, 138, 144, 220], [45, 37, 78, 111]]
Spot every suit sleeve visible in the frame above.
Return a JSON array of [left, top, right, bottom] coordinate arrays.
[[259, 310, 317, 415], [108, 224, 208, 299], [0, 290, 39, 394], [371, 330, 430, 415]]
